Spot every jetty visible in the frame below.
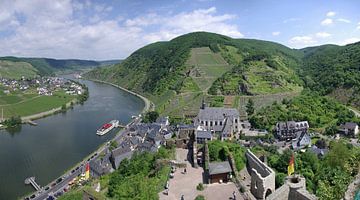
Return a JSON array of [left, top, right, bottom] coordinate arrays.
[[25, 177, 41, 191]]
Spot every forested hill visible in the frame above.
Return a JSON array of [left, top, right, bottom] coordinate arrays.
[[85, 32, 303, 96], [0, 57, 122, 77], [300, 42, 360, 108], [84, 31, 360, 112]]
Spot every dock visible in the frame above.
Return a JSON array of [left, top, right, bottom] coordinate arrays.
[[25, 120, 38, 126], [25, 177, 41, 191]]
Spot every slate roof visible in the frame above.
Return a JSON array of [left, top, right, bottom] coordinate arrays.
[[342, 122, 358, 130], [196, 130, 212, 139], [110, 146, 133, 169], [197, 107, 239, 121], [292, 131, 311, 149], [177, 124, 196, 130], [138, 141, 153, 151], [209, 161, 232, 175], [90, 156, 112, 177], [310, 146, 328, 157], [156, 117, 169, 126], [222, 117, 233, 137]]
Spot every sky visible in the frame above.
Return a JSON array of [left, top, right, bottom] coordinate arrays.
[[0, 0, 359, 60]]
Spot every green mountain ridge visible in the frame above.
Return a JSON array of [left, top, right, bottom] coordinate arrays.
[[0, 56, 122, 77], [83, 32, 360, 114]]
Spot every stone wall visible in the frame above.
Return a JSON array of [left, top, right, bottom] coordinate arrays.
[[267, 176, 318, 200], [246, 149, 276, 199]]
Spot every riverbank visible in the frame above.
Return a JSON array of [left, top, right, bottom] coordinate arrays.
[[84, 78, 154, 113], [20, 98, 78, 122], [344, 171, 360, 200]]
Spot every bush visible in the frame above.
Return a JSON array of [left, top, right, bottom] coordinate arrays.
[[142, 111, 159, 123], [195, 195, 205, 200], [240, 186, 246, 193], [196, 183, 204, 191]]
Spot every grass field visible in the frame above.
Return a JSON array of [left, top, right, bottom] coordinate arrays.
[[0, 60, 38, 79], [186, 47, 232, 91], [0, 91, 76, 118]]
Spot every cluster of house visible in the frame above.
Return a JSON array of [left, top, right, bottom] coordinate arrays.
[[275, 119, 359, 157], [0, 77, 83, 96], [89, 117, 172, 177]]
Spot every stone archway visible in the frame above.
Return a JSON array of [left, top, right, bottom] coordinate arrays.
[[265, 188, 272, 198]]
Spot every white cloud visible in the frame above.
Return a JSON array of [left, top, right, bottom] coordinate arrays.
[[356, 22, 360, 30], [289, 36, 317, 47], [272, 31, 280, 36], [315, 32, 331, 38], [337, 18, 351, 23], [127, 7, 243, 43], [0, 2, 242, 59], [326, 11, 336, 17], [321, 18, 333, 26], [340, 37, 360, 45]]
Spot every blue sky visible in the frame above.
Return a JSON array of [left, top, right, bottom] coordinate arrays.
[[0, 0, 359, 60]]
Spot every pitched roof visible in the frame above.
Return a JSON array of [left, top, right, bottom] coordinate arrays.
[[196, 130, 212, 139], [209, 161, 232, 175], [343, 122, 358, 130], [198, 107, 239, 121], [110, 146, 133, 169], [310, 145, 328, 157]]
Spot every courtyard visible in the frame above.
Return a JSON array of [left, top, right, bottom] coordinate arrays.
[[159, 148, 242, 200]]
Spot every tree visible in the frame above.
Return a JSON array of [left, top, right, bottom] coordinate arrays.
[[142, 111, 159, 123], [246, 99, 255, 116], [61, 104, 67, 112], [3, 116, 22, 127], [275, 172, 287, 188], [324, 141, 350, 170], [315, 139, 327, 149]]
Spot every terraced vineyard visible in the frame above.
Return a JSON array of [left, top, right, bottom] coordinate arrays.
[[186, 47, 232, 91], [0, 60, 38, 79], [237, 91, 301, 118]]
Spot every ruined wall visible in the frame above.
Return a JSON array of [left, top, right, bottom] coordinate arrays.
[[246, 149, 276, 199]]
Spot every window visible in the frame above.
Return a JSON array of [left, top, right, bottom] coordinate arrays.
[[201, 121, 204, 124], [205, 121, 208, 126], [215, 121, 218, 126], [220, 121, 223, 126], [210, 121, 213, 126], [235, 119, 238, 123]]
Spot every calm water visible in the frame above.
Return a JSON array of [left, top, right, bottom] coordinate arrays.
[[0, 78, 144, 199]]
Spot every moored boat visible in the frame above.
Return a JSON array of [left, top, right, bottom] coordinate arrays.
[[96, 120, 119, 136]]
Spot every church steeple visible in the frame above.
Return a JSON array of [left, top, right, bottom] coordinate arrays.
[[200, 98, 206, 109]]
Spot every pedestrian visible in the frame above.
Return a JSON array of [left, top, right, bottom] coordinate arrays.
[[181, 194, 184, 200], [184, 168, 187, 174], [233, 191, 236, 200]]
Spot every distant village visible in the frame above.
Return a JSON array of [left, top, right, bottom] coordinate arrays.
[[0, 76, 84, 96]]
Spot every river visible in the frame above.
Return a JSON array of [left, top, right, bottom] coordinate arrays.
[[0, 78, 144, 199]]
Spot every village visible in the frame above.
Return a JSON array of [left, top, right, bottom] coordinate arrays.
[[35, 100, 359, 200], [0, 76, 84, 97]]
